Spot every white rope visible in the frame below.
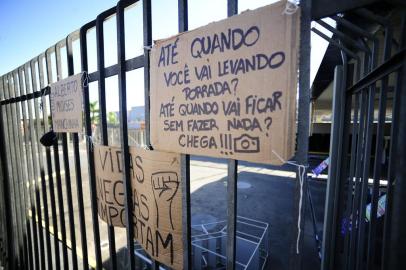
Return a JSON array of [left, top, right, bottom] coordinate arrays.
[[272, 149, 307, 254], [144, 45, 152, 51], [282, 0, 299, 15], [128, 135, 142, 148], [296, 164, 306, 254]]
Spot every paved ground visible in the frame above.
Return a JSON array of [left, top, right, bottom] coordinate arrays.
[[189, 158, 326, 270], [32, 141, 326, 270]]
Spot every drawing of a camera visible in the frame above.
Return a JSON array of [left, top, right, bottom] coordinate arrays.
[[233, 134, 260, 153]]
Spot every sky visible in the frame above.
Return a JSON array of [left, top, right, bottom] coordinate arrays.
[[0, 0, 332, 113]]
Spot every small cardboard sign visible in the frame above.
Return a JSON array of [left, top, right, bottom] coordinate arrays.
[[150, 1, 300, 165], [94, 145, 125, 227], [50, 73, 83, 132], [94, 144, 183, 269]]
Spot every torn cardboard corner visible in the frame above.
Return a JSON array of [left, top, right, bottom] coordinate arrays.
[[49, 72, 84, 133], [150, 0, 300, 165], [94, 144, 183, 269]]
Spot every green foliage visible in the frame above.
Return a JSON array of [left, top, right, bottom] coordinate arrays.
[[89, 101, 99, 124], [107, 112, 119, 125]]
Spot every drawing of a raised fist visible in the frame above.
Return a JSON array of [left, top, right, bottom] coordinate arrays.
[[151, 171, 179, 230]]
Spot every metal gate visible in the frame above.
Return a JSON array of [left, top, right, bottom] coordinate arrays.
[[0, 0, 312, 269], [5, 0, 405, 270], [317, 2, 406, 270]]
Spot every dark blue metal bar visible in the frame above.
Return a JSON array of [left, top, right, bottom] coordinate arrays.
[[54, 42, 70, 270], [96, 6, 119, 270], [322, 64, 344, 270], [4, 74, 23, 268], [142, 0, 160, 268], [366, 23, 393, 270], [290, 0, 311, 269], [316, 20, 370, 53], [14, 69, 32, 270], [117, 1, 137, 269], [382, 13, 406, 269], [23, 62, 42, 270], [38, 52, 55, 270], [226, 159, 238, 270], [30, 58, 48, 270], [343, 55, 362, 270], [57, 35, 91, 270], [356, 38, 379, 270], [45, 48, 61, 270], [334, 59, 355, 269], [61, 34, 80, 270], [226, 1, 238, 269], [6, 71, 24, 267], [178, 0, 192, 269], [348, 48, 372, 270], [17, 66, 36, 270], [80, 20, 103, 270], [73, 130, 89, 270], [386, 39, 406, 270], [143, 0, 152, 148], [0, 77, 16, 270], [12, 69, 31, 270], [61, 133, 79, 270]]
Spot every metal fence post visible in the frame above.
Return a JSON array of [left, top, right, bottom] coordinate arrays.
[[226, 1, 238, 269], [117, 1, 137, 269], [386, 53, 406, 270], [178, 0, 192, 269], [0, 101, 15, 270], [290, 0, 311, 269], [80, 20, 104, 270], [321, 65, 343, 270]]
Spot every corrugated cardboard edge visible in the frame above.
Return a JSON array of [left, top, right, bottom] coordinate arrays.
[[284, 8, 301, 161]]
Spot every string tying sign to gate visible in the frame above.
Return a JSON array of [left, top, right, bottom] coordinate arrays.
[[273, 150, 308, 254], [282, 0, 299, 15]]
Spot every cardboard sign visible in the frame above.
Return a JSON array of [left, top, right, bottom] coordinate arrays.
[[50, 73, 83, 132], [94, 145, 125, 226], [94, 144, 183, 269], [150, 1, 300, 165]]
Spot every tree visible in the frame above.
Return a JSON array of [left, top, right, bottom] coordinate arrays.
[[89, 101, 99, 124], [107, 112, 119, 125]]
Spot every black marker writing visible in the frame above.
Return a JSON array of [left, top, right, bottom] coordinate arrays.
[[163, 64, 190, 87], [227, 117, 263, 132], [194, 64, 212, 81], [182, 80, 232, 101], [190, 26, 260, 58], [158, 37, 179, 67], [187, 119, 218, 132], [245, 91, 282, 115], [159, 97, 175, 118], [222, 98, 241, 116], [178, 135, 217, 149], [178, 102, 219, 116], [217, 51, 285, 77]]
